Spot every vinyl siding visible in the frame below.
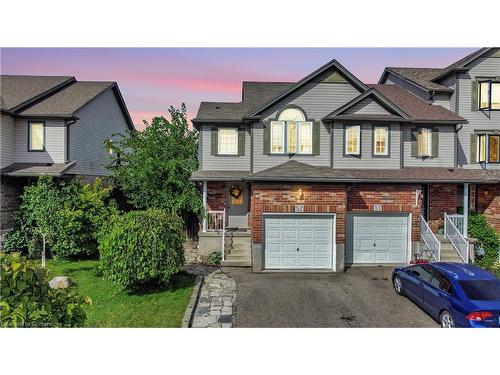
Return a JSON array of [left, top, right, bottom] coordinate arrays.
[[454, 55, 500, 169], [201, 124, 250, 171], [344, 97, 391, 115], [253, 82, 361, 172], [332, 123, 401, 169], [1, 113, 15, 168], [431, 93, 452, 110], [14, 118, 66, 164], [402, 125, 455, 167], [384, 72, 430, 101], [69, 88, 130, 176]]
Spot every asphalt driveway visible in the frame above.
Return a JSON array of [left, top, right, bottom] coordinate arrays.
[[224, 266, 438, 328]]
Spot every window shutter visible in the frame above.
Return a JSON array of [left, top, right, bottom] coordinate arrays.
[[431, 128, 439, 158], [411, 129, 418, 157], [263, 122, 271, 155], [470, 133, 477, 163], [471, 81, 478, 111], [312, 121, 321, 155], [238, 128, 245, 156], [211, 127, 218, 156]]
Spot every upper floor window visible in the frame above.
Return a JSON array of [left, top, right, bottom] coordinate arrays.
[[218, 128, 238, 155], [477, 134, 499, 163], [478, 80, 500, 110], [106, 138, 114, 155], [28, 121, 45, 151], [373, 126, 389, 156], [270, 108, 312, 154], [345, 125, 360, 155], [418, 128, 432, 157]]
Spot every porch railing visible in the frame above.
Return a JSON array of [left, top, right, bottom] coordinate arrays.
[[420, 215, 440, 261], [205, 209, 226, 260], [447, 214, 465, 236], [444, 213, 469, 263]]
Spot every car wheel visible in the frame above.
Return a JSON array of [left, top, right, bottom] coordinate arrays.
[[393, 275, 404, 295], [440, 311, 455, 328]]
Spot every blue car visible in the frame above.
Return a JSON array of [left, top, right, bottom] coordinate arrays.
[[392, 262, 500, 328]]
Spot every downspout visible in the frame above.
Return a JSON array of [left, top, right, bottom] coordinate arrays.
[[454, 123, 463, 168], [64, 116, 78, 163]]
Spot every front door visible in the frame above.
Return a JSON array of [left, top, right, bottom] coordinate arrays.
[[226, 183, 248, 228]]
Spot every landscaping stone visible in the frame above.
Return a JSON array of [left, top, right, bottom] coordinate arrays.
[[49, 276, 73, 289]]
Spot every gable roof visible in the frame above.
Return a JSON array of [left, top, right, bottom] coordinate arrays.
[[244, 59, 368, 119], [434, 47, 494, 81], [0, 75, 134, 129]]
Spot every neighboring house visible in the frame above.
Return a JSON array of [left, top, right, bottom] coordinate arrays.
[[191, 47, 500, 272], [0, 75, 134, 233]]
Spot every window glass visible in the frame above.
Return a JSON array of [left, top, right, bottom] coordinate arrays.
[[418, 128, 432, 157], [478, 134, 487, 162], [278, 108, 306, 122], [287, 121, 297, 153], [345, 126, 360, 155], [430, 269, 453, 294], [489, 135, 500, 163], [374, 127, 388, 155], [218, 128, 237, 155], [410, 265, 433, 284], [479, 81, 490, 109], [271, 121, 284, 153], [29, 122, 44, 151], [299, 122, 312, 154], [458, 279, 500, 301], [492, 83, 500, 110]]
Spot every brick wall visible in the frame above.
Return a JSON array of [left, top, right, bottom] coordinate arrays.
[[0, 177, 30, 231], [477, 184, 500, 233], [207, 182, 225, 211], [428, 184, 458, 233], [346, 184, 422, 241], [250, 183, 347, 244]]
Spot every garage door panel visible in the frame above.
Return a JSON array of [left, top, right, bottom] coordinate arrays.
[[264, 215, 334, 270]]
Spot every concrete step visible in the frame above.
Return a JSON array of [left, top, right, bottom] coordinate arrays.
[[226, 248, 250, 255], [221, 260, 252, 267]]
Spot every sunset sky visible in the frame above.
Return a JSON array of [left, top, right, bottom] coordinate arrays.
[[1, 48, 476, 129]]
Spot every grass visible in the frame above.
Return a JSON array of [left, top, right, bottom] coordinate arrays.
[[45, 259, 195, 327]]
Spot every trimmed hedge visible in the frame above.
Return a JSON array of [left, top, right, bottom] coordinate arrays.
[[98, 209, 185, 291]]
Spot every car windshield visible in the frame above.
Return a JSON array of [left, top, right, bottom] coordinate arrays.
[[458, 279, 500, 301]]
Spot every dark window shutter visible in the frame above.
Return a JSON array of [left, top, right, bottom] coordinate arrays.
[[263, 122, 270, 155], [312, 121, 321, 155], [431, 128, 439, 158], [238, 128, 245, 156], [471, 81, 478, 111], [211, 127, 218, 156], [470, 133, 477, 163], [411, 128, 418, 157]]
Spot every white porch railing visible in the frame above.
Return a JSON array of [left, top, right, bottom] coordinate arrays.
[[420, 215, 440, 261], [447, 214, 465, 236], [205, 209, 226, 260], [444, 213, 469, 263]]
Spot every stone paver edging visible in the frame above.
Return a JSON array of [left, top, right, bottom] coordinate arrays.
[[183, 266, 236, 328], [181, 274, 203, 328]]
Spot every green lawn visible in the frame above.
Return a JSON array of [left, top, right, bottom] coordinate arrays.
[[45, 259, 195, 327]]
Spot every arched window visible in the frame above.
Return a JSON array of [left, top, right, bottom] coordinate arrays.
[[270, 107, 312, 154]]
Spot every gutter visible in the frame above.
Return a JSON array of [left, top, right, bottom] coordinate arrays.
[[244, 176, 498, 184]]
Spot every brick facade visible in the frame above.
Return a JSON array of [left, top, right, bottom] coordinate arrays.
[[207, 182, 226, 211], [476, 184, 500, 233], [428, 184, 458, 233], [0, 176, 30, 231]]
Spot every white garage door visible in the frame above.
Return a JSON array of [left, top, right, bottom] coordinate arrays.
[[347, 213, 408, 264], [264, 215, 334, 270]]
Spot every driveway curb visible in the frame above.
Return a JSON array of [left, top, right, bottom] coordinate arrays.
[[181, 274, 204, 328]]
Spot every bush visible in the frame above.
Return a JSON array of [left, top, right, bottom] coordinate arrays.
[[3, 176, 118, 259], [469, 212, 500, 271], [98, 209, 185, 291], [0, 253, 89, 327], [206, 251, 222, 266]]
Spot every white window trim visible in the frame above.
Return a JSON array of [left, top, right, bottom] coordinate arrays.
[[373, 126, 389, 156], [418, 128, 432, 157], [297, 121, 313, 155], [477, 133, 500, 163], [217, 128, 238, 155], [270, 121, 285, 154], [345, 125, 361, 155]]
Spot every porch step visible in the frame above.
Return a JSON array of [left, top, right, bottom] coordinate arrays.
[[222, 254, 252, 267]]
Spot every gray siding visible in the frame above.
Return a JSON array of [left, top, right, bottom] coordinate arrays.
[[1, 113, 15, 168], [455, 56, 500, 169], [402, 125, 455, 167], [14, 118, 66, 164], [201, 124, 250, 171], [384, 72, 430, 101], [69, 88, 130, 176], [253, 82, 361, 172], [344, 97, 391, 115], [431, 93, 452, 110], [332, 123, 401, 169]]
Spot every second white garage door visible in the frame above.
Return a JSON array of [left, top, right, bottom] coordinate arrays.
[[264, 215, 334, 270], [346, 213, 409, 264]]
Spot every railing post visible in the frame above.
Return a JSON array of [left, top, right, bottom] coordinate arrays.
[[202, 181, 207, 232], [221, 208, 226, 261], [463, 183, 469, 238]]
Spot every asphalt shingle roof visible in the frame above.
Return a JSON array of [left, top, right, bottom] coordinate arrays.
[[384, 67, 448, 91], [191, 170, 250, 181], [1, 162, 76, 177]]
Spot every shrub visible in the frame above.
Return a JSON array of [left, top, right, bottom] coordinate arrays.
[[468, 212, 500, 271], [3, 176, 118, 259], [206, 251, 222, 266], [0, 253, 89, 327], [98, 209, 185, 291]]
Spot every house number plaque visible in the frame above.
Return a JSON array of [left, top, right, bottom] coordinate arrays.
[[294, 205, 304, 213]]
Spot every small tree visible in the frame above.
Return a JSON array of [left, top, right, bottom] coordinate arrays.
[[105, 105, 203, 221]]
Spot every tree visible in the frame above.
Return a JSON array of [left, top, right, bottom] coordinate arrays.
[[106, 105, 203, 220]]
